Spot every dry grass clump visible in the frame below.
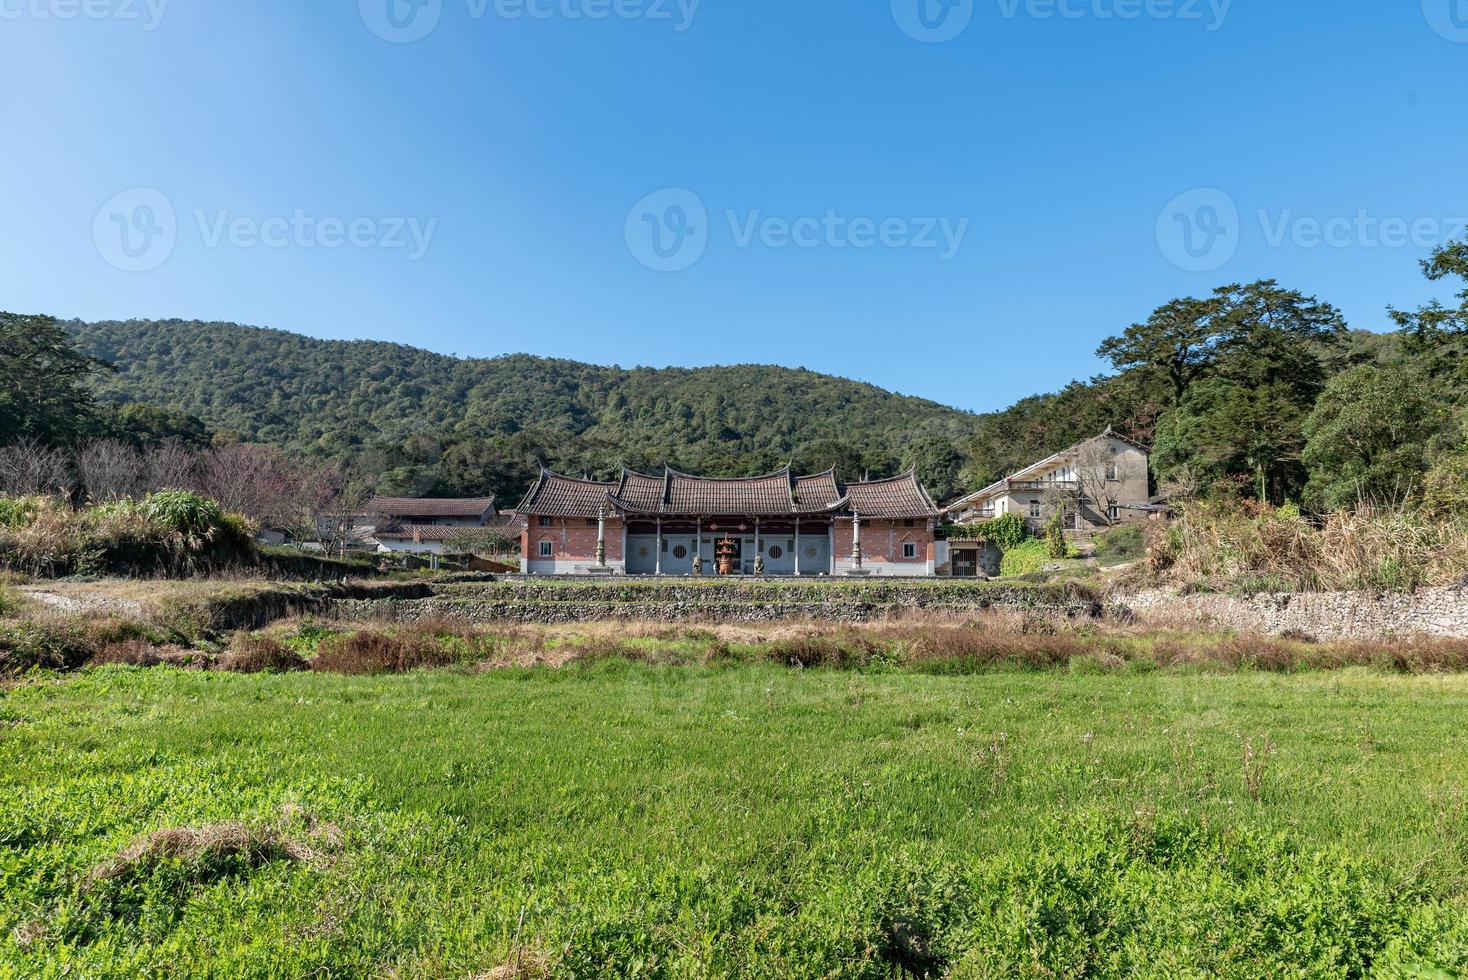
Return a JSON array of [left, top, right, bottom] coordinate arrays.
[[763, 628, 882, 668], [473, 951, 552, 980], [216, 634, 309, 674], [1150, 501, 1468, 593], [312, 630, 459, 675], [87, 823, 320, 887], [89, 639, 205, 669], [1327, 636, 1468, 674]]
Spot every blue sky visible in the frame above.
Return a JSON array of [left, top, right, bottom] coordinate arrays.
[[3, 1, 1466, 414]]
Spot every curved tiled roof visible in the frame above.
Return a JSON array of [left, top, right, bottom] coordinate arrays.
[[792, 469, 844, 513], [665, 467, 796, 516], [614, 469, 668, 511], [522, 465, 939, 520], [515, 470, 616, 518], [844, 470, 941, 519]]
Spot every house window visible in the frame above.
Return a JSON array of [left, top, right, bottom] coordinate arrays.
[[673, 545, 688, 560], [1107, 503, 1121, 521], [768, 545, 784, 560], [902, 542, 917, 559], [904, 519, 915, 528], [538, 541, 553, 558], [1029, 500, 1042, 518], [538, 516, 553, 527], [1106, 463, 1118, 481]]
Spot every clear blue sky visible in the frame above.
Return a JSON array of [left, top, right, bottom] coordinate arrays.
[[3, 1, 1466, 414]]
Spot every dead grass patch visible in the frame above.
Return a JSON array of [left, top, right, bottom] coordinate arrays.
[[216, 634, 309, 674], [89, 639, 207, 669], [312, 630, 459, 675]]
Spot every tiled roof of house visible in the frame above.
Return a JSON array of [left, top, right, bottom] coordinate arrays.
[[366, 496, 496, 519], [522, 466, 939, 520], [515, 471, 617, 518], [845, 471, 941, 519], [614, 469, 668, 511], [792, 470, 844, 512], [665, 467, 797, 516]]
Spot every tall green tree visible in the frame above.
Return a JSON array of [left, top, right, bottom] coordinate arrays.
[[0, 312, 107, 445], [1302, 366, 1448, 510], [1096, 296, 1222, 406], [1390, 238, 1468, 344]]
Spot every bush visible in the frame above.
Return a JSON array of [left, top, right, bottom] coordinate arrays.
[[0, 491, 256, 578], [0, 496, 43, 528], [1155, 500, 1468, 593], [999, 539, 1053, 578], [0, 621, 96, 674], [946, 513, 1028, 551], [1094, 524, 1145, 566], [216, 634, 309, 674], [312, 630, 458, 675]]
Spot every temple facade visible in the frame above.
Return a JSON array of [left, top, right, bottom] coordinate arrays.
[[515, 466, 942, 577]]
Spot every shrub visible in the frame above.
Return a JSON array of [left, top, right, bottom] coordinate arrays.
[[1094, 524, 1145, 566], [1154, 500, 1468, 593], [1044, 510, 1069, 559], [0, 620, 96, 674], [312, 630, 458, 675], [217, 634, 309, 674], [946, 513, 1028, 551], [0, 491, 257, 578], [999, 539, 1053, 578], [89, 638, 165, 667], [0, 496, 43, 528]]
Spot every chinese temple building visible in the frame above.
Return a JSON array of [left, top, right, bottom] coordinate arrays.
[[515, 466, 942, 576]]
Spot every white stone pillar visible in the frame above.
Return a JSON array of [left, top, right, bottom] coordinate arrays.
[[596, 506, 607, 568], [794, 516, 801, 576]]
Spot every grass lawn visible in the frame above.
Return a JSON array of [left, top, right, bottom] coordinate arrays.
[[6, 663, 1468, 977]]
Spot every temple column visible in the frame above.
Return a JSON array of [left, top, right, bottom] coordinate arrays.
[[595, 505, 607, 568], [753, 518, 761, 575], [852, 512, 863, 570], [655, 518, 663, 576], [794, 516, 801, 576], [696, 519, 703, 575]]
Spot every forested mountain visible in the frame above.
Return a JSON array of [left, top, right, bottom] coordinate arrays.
[[64, 318, 984, 500], [21, 237, 1464, 513]]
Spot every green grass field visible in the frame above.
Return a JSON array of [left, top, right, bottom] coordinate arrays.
[[6, 663, 1468, 977]]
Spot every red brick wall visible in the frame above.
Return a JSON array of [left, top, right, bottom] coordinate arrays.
[[832, 520, 933, 565], [523, 517, 626, 561]]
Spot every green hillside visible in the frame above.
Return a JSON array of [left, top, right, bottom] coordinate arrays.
[[65, 318, 982, 500]]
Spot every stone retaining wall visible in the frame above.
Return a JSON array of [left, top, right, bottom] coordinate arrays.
[[1123, 585, 1468, 640], [330, 583, 1104, 626]]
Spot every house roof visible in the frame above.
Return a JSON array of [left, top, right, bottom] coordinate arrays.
[[366, 496, 496, 519], [942, 428, 1149, 513], [515, 471, 618, 518], [845, 471, 942, 519], [792, 470, 844, 513], [520, 466, 940, 520]]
